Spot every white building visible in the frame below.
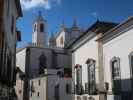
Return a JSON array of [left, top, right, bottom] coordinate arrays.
[[29, 75, 47, 100], [67, 21, 117, 100], [47, 69, 72, 100], [29, 69, 72, 100], [97, 17, 133, 100], [16, 45, 72, 100], [15, 67, 25, 100]]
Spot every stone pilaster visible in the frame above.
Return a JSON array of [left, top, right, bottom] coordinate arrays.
[[97, 33, 106, 100]]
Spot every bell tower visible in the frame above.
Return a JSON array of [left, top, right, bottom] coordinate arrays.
[[71, 17, 80, 39], [32, 11, 47, 47]]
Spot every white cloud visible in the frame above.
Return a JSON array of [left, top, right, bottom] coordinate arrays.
[[90, 12, 99, 19], [20, 0, 60, 10], [91, 12, 97, 17]]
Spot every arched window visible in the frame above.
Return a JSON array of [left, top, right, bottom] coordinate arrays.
[[74, 64, 82, 95], [34, 24, 37, 32], [39, 53, 47, 74], [40, 23, 44, 32], [60, 36, 64, 45], [111, 57, 121, 79], [86, 58, 96, 95], [129, 51, 133, 89], [110, 57, 121, 93], [129, 51, 133, 77]]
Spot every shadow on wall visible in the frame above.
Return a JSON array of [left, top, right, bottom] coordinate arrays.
[[111, 78, 133, 100]]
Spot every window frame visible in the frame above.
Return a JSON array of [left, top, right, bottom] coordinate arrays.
[[110, 56, 121, 94], [38, 80, 41, 86], [34, 24, 37, 32], [39, 53, 47, 74], [37, 92, 40, 97], [110, 57, 121, 80], [66, 83, 71, 94], [74, 64, 82, 95], [11, 16, 14, 34], [129, 51, 133, 78], [86, 58, 96, 95], [6, 0, 10, 16], [54, 84, 59, 100], [129, 51, 133, 90], [40, 23, 44, 32]]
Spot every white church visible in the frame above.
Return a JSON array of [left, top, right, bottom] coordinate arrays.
[[15, 12, 83, 100], [67, 16, 133, 100]]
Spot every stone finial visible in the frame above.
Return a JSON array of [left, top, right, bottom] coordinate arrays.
[[72, 17, 77, 27], [60, 20, 65, 31], [35, 11, 44, 22]]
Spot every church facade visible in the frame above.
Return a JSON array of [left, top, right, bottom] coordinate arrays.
[[50, 18, 83, 48], [16, 12, 73, 100]]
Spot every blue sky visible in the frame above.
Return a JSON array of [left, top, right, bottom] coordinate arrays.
[[17, 0, 133, 47]]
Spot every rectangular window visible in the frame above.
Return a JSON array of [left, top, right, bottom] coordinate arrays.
[[7, 54, 12, 83], [66, 84, 71, 94], [129, 52, 133, 90], [55, 84, 59, 100], [38, 80, 41, 86], [131, 55, 133, 90], [11, 16, 14, 33], [31, 81, 35, 92], [131, 55, 133, 77], [19, 90, 22, 94], [6, 0, 10, 16], [37, 92, 40, 97], [0, 32, 3, 49], [34, 24, 36, 32], [31, 92, 32, 97], [40, 24, 44, 32]]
